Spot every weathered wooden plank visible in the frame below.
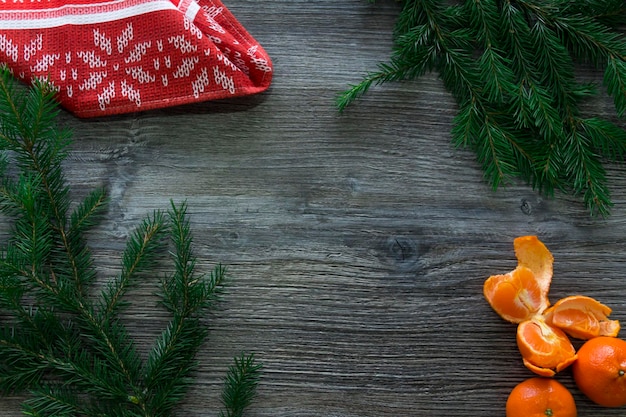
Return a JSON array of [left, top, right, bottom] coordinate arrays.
[[1, 0, 626, 416]]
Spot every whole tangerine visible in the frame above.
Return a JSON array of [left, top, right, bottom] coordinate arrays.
[[572, 336, 626, 407], [506, 377, 577, 417]]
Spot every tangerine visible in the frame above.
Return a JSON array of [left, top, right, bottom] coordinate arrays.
[[513, 235, 553, 296], [506, 377, 577, 417], [484, 265, 549, 323], [544, 295, 620, 340], [572, 336, 626, 407], [483, 236, 621, 378], [517, 316, 577, 377]]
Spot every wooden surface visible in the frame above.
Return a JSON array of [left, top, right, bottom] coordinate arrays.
[[3, 1, 626, 416]]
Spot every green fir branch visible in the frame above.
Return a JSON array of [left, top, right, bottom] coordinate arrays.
[[68, 187, 108, 236], [605, 56, 626, 117], [0, 68, 262, 416], [22, 385, 95, 417], [141, 316, 208, 416], [98, 210, 169, 321], [219, 353, 262, 417], [340, 0, 626, 216]]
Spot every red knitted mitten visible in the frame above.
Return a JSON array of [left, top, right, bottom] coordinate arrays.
[[0, 0, 273, 117]]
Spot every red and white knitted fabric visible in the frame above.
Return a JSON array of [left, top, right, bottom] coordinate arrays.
[[0, 0, 273, 117]]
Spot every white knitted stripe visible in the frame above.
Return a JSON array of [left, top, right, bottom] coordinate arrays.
[[0, 0, 179, 29], [185, 1, 200, 21]]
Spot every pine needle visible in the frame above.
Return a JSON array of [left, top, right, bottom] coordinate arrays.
[[339, 0, 626, 216], [219, 353, 263, 417], [0, 67, 261, 416]]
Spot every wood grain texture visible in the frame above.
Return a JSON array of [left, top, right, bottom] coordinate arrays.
[[2, 1, 626, 415]]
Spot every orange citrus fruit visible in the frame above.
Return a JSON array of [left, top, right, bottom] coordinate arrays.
[[513, 235, 553, 296], [517, 316, 577, 377], [544, 295, 620, 340], [572, 336, 626, 407], [483, 236, 620, 378], [484, 236, 553, 324], [484, 266, 549, 323], [506, 377, 577, 417]]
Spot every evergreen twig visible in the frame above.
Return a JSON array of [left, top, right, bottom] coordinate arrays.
[[0, 67, 261, 416], [339, 0, 626, 216], [219, 353, 263, 417]]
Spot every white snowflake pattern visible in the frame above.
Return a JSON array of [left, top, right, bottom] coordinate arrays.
[[191, 67, 210, 98], [120, 79, 141, 107], [30, 53, 60, 72], [216, 52, 237, 72], [116, 23, 134, 53], [124, 41, 151, 64], [126, 66, 155, 84], [213, 66, 234, 94], [207, 35, 222, 45], [0, 35, 18, 62], [23, 34, 43, 61], [172, 56, 199, 79], [183, 17, 203, 39], [97, 81, 116, 111], [202, 5, 223, 19], [231, 51, 249, 76], [248, 47, 272, 73], [76, 50, 107, 68], [168, 35, 197, 54], [93, 28, 112, 55], [78, 71, 107, 91], [33, 75, 59, 92]]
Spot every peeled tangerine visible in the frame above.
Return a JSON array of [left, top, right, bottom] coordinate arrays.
[[544, 295, 620, 340], [483, 266, 549, 323], [513, 235, 553, 296], [483, 235, 620, 376], [517, 316, 577, 377], [483, 236, 553, 323]]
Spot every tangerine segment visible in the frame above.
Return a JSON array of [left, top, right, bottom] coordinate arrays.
[[506, 377, 577, 417], [484, 266, 549, 323], [517, 316, 577, 377], [544, 295, 620, 340], [513, 236, 553, 297]]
